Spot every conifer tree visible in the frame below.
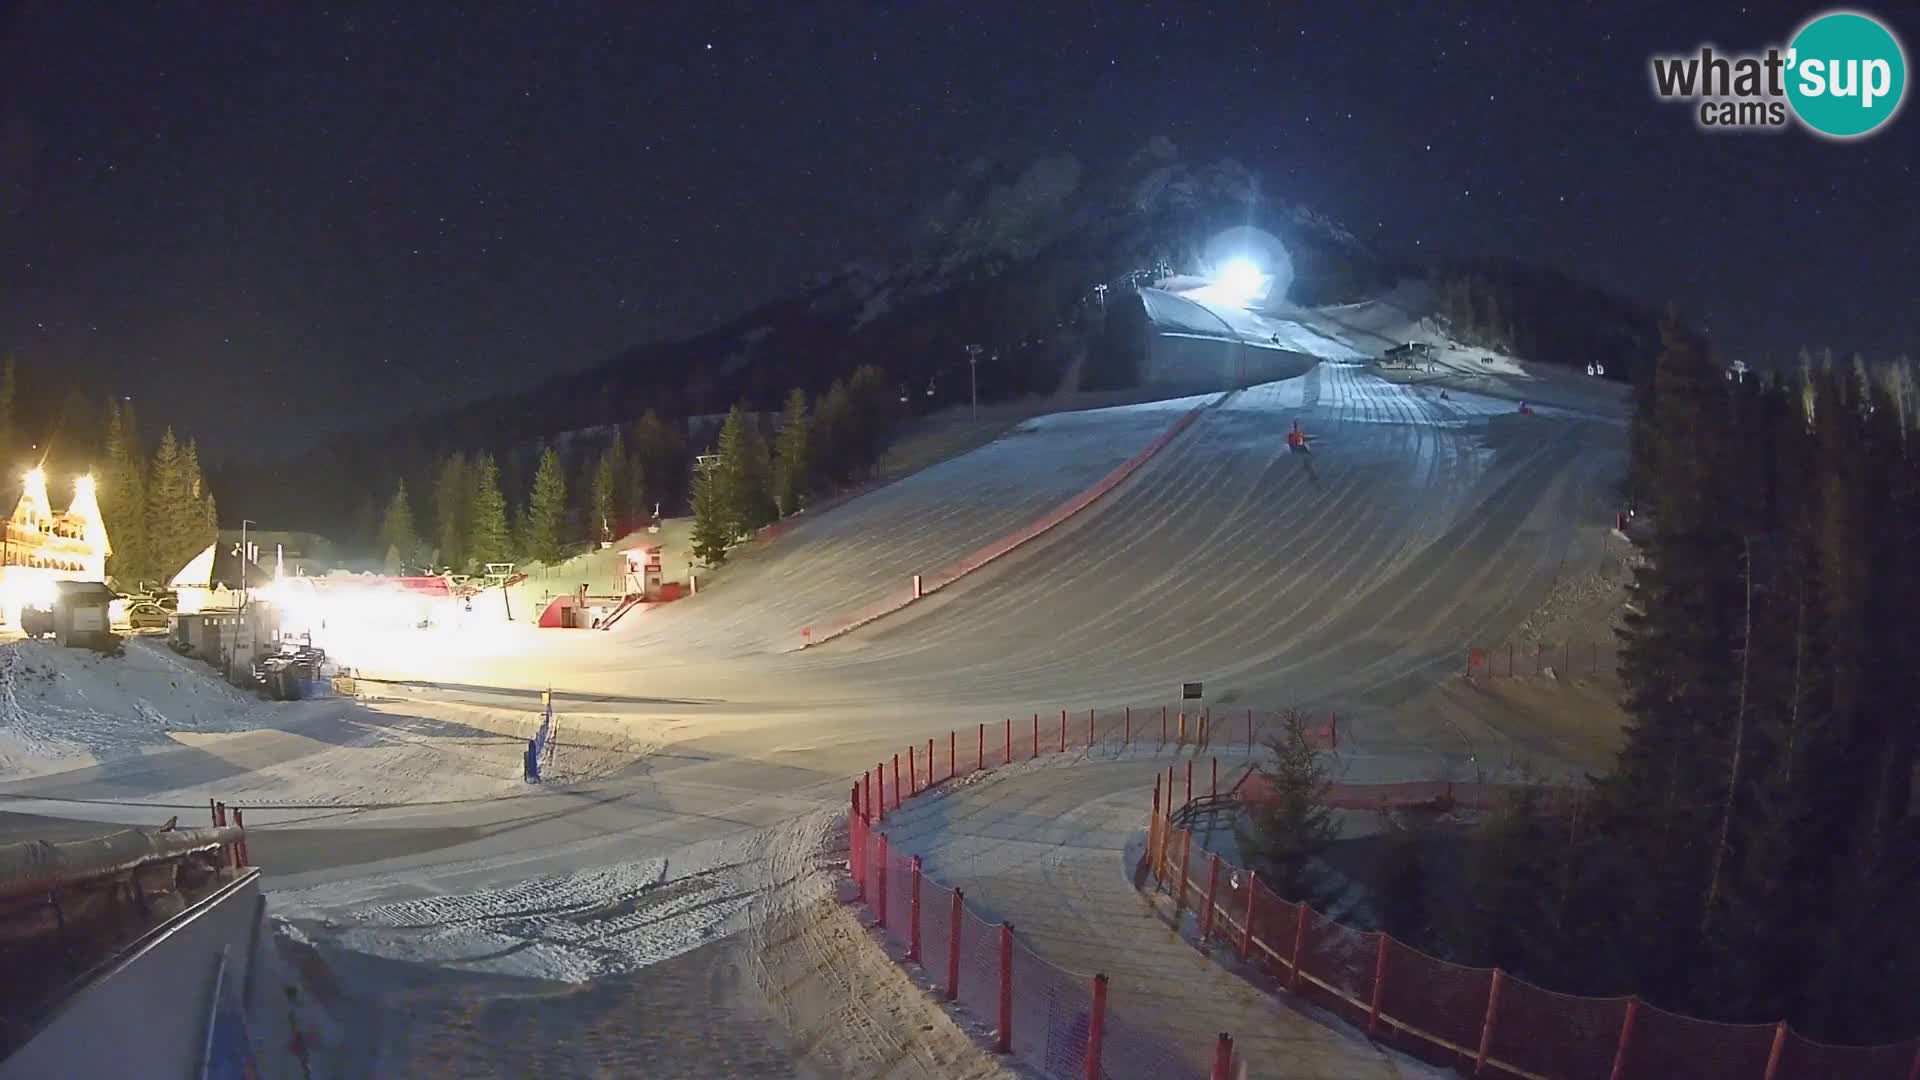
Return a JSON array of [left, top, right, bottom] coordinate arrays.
[[773, 388, 812, 516], [145, 428, 192, 583], [590, 438, 623, 546], [379, 480, 421, 572], [524, 446, 569, 564], [102, 399, 150, 585], [689, 458, 731, 566], [812, 379, 854, 488], [1599, 317, 1746, 991], [432, 452, 469, 572], [466, 452, 512, 570], [732, 408, 777, 531], [1235, 709, 1338, 899]]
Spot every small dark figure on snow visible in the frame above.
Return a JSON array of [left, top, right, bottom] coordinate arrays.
[[1287, 421, 1311, 454]]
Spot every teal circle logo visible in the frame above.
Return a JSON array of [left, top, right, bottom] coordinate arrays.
[[1786, 11, 1907, 138]]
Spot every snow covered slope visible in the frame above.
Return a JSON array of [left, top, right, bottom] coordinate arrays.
[[0, 639, 282, 779]]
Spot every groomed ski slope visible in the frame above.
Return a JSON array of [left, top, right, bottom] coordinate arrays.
[[791, 362, 1624, 768], [0, 354, 1629, 1079], [602, 393, 1218, 656]]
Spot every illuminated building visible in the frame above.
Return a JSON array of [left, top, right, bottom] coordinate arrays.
[[0, 469, 111, 624]]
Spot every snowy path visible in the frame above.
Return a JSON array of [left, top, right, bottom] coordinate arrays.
[[878, 753, 1444, 1078]]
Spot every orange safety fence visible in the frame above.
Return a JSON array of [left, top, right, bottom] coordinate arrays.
[[1467, 639, 1620, 679], [1148, 792, 1920, 1080], [803, 395, 1219, 648]]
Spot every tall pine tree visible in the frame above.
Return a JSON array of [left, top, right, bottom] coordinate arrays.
[[465, 452, 512, 570], [432, 452, 469, 572], [773, 388, 812, 516], [523, 446, 569, 564], [1598, 316, 1747, 995], [379, 480, 421, 572], [102, 399, 150, 586], [145, 428, 192, 583]]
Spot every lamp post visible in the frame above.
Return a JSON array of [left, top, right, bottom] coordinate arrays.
[[238, 519, 255, 609], [965, 344, 983, 420]]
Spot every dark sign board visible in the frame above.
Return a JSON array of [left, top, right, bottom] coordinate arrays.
[[1181, 681, 1203, 701]]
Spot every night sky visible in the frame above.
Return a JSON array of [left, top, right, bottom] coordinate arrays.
[[2, 2, 1915, 454]]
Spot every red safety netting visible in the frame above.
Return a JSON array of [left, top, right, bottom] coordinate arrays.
[[1773, 1030, 1919, 1080], [1617, 1001, 1777, 1080], [919, 875, 955, 988], [842, 710, 1920, 1080], [1487, 974, 1630, 1080], [1467, 638, 1620, 678], [1098, 989, 1206, 1080], [957, 906, 1002, 1027], [807, 401, 1209, 648], [1296, 908, 1379, 1028], [1009, 936, 1091, 1078], [1245, 876, 1300, 981], [1376, 938, 1492, 1067]]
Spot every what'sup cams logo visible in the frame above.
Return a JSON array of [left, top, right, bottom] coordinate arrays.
[[1650, 9, 1907, 138]]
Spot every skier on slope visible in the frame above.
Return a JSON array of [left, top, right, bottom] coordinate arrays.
[[1287, 420, 1311, 454]]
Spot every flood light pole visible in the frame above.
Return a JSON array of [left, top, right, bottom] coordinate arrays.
[[965, 344, 983, 419], [239, 519, 255, 608]]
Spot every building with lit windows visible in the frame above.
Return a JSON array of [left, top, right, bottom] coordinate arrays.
[[0, 469, 110, 626]]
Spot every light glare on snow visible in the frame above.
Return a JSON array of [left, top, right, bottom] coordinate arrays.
[[1214, 257, 1265, 306]]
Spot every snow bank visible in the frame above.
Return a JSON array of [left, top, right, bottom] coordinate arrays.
[[0, 638, 282, 779]]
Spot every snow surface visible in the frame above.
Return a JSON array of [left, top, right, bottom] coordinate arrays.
[[0, 638, 289, 779], [0, 345, 1632, 1077]]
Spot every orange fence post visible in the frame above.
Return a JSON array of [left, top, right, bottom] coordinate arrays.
[[1178, 710, 1186, 743], [1060, 708, 1067, 753], [1608, 998, 1640, 1080], [1201, 853, 1221, 943], [864, 770, 873, 819], [946, 888, 964, 1001], [1005, 718, 1011, 765], [876, 763, 884, 818], [996, 923, 1015, 1054], [1161, 704, 1168, 743], [1085, 973, 1108, 1080], [893, 754, 902, 811], [1185, 760, 1193, 804], [1247, 708, 1254, 752], [1177, 829, 1193, 914], [876, 834, 890, 930], [1331, 711, 1339, 750], [909, 745, 917, 795], [1088, 707, 1094, 749], [1288, 903, 1309, 991], [949, 731, 956, 781], [1475, 969, 1505, 1076], [208, 798, 217, 828], [1032, 714, 1039, 759], [1210, 1033, 1233, 1080], [1762, 1021, 1788, 1080], [1211, 757, 1218, 798], [1241, 870, 1258, 960], [908, 856, 923, 962], [978, 722, 984, 771], [1148, 780, 1161, 884], [850, 787, 865, 902], [1367, 933, 1389, 1038], [1124, 705, 1131, 745]]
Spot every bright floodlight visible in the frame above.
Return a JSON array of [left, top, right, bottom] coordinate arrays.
[[1215, 257, 1265, 305]]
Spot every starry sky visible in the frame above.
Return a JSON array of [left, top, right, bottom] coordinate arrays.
[[2, 1, 1915, 454]]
